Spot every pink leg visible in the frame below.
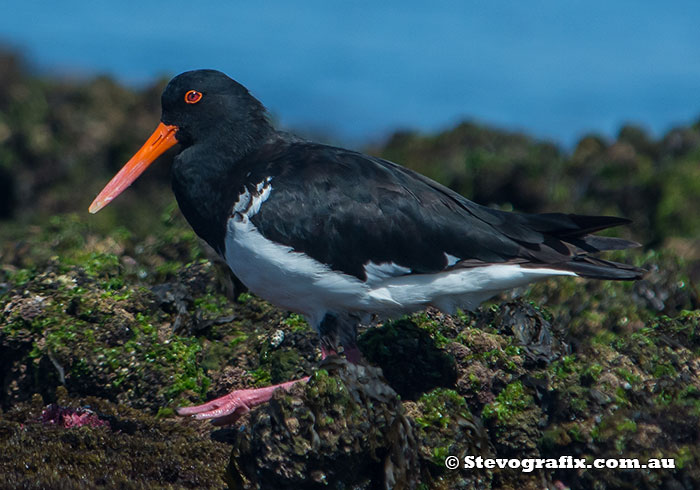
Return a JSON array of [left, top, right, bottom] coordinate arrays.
[[176, 377, 309, 425], [177, 343, 361, 425]]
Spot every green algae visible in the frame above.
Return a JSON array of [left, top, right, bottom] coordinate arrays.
[[412, 311, 453, 348], [2, 237, 214, 411], [481, 380, 533, 425], [249, 366, 272, 387], [410, 387, 493, 488], [281, 312, 308, 331], [269, 349, 301, 384], [2, 212, 698, 488], [415, 388, 470, 430]]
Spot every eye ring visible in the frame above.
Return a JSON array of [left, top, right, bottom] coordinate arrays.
[[185, 90, 203, 104]]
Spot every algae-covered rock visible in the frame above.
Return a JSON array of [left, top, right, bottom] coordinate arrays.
[[358, 317, 458, 400], [408, 388, 494, 489], [0, 387, 230, 489], [227, 357, 420, 489], [0, 215, 321, 489], [227, 358, 494, 490]]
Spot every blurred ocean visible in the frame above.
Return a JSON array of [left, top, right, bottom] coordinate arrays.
[[2, 1, 699, 147]]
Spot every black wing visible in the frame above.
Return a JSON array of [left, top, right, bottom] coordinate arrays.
[[241, 141, 642, 281]]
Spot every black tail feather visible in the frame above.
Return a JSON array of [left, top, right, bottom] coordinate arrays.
[[561, 214, 632, 237], [515, 212, 643, 280], [521, 212, 632, 238], [545, 256, 645, 280], [579, 235, 641, 252]]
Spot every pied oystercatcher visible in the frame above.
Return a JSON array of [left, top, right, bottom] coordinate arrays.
[[90, 70, 643, 424]]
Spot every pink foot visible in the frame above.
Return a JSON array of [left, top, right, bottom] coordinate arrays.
[[179, 344, 363, 425], [177, 377, 309, 425]]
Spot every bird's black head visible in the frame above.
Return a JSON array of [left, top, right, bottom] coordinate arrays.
[[89, 69, 272, 214], [161, 69, 271, 148]]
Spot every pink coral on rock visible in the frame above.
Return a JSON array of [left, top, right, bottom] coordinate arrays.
[[40, 404, 110, 429]]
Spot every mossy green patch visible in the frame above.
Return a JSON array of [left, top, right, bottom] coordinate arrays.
[[283, 313, 311, 333], [269, 349, 301, 384], [415, 388, 470, 430], [194, 292, 231, 315], [481, 380, 533, 424], [250, 366, 272, 387]]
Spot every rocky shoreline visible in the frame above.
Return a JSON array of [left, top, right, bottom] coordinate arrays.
[[1, 49, 699, 488]]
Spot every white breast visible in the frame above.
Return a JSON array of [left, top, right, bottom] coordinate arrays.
[[224, 179, 377, 327]]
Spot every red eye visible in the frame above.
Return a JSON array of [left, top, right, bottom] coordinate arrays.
[[185, 90, 203, 104]]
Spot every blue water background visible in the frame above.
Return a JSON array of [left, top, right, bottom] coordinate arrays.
[[2, 1, 699, 147]]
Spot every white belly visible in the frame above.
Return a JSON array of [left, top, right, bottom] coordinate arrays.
[[225, 213, 575, 326], [225, 213, 374, 327]]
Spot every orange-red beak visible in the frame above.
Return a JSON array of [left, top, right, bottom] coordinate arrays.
[[89, 122, 179, 213]]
